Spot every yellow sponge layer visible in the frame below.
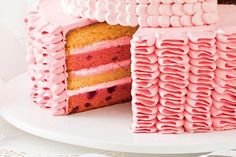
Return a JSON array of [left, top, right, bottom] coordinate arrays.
[[65, 22, 137, 53], [67, 66, 131, 90]]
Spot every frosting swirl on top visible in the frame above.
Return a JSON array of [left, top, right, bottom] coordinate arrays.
[[61, 0, 217, 27]]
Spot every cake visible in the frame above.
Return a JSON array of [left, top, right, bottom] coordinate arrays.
[[66, 23, 137, 113], [25, 0, 137, 115], [26, 0, 236, 134], [61, 0, 218, 27]]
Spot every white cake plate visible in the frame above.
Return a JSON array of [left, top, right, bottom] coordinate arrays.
[[1, 73, 236, 154]]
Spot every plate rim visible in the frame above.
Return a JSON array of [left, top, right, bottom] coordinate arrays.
[[1, 73, 236, 154]]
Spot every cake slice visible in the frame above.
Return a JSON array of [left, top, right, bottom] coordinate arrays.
[[66, 23, 137, 113]]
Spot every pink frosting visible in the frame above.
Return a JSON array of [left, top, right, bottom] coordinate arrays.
[[131, 31, 159, 133], [61, 0, 217, 27], [68, 36, 131, 55], [27, 0, 236, 135], [186, 31, 216, 133], [213, 26, 236, 130], [131, 5, 236, 133], [155, 31, 190, 134], [71, 60, 130, 76], [25, 0, 96, 115]]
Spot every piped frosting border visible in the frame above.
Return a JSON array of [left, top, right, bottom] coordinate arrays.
[[61, 0, 218, 27]]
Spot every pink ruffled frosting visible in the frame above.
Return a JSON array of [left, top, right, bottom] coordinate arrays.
[[61, 0, 217, 27], [25, 3, 67, 115], [186, 31, 216, 133], [131, 31, 159, 133], [131, 5, 236, 133], [155, 31, 190, 134], [25, 0, 95, 115], [213, 26, 236, 131]]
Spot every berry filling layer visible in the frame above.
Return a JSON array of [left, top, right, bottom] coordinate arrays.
[[66, 44, 131, 71], [68, 82, 132, 113]]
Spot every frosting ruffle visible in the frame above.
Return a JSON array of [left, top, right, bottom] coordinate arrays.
[[61, 0, 217, 27], [25, 0, 96, 115], [213, 26, 236, 131], [131, 32, 159, 133], [155, 32, 189, 134], [25, 4, 68, 115], [186, 31, 216, 133], [131, 25, 236, 133]]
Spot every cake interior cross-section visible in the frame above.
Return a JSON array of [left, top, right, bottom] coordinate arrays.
[[66, 23, 137, 113]]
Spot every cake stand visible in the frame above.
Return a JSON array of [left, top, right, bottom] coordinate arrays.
[[1, 73, 236, 154]]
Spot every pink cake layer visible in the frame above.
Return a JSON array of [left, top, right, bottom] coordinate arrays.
[[61, 0, 217, 27], [131, 5, 236, 133], [66, 38, 131, 71], [68, 82, 132, 113]]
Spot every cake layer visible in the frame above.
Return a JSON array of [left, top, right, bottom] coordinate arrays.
[[68, 82, 131, 113], [67, 62, 131, 90], [65, 22, 137, 52], [61, 0, 218, 27], [66, 40, 131, 71]]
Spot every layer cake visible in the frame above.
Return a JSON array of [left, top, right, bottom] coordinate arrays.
[[26, 0, 236, 134]]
